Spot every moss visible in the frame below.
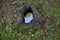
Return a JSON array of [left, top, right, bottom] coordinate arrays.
[[0, 0, 59, 40]]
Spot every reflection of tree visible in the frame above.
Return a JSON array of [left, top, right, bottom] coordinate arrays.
[[25, 12, 32, 18], [24, 12, 33, 23]]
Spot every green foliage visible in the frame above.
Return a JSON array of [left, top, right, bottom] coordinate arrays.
[[0, 27, 15, 40], [0, 0, 60, 40], [0, 10, 3, 16], [0, 19, 5, 31]]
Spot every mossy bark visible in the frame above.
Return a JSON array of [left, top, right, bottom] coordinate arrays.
[[16, 4, 44, 29]]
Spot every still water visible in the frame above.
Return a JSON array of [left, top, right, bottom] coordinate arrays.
[[24, 13, 33, 23]]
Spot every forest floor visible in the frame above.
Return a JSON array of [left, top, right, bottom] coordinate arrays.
[[0, 0, 60, 40]]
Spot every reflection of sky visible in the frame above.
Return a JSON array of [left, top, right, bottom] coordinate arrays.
[[24, 14, 33, 23]]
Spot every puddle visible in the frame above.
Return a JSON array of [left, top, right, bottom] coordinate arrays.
[[24, 12, 33, 23]]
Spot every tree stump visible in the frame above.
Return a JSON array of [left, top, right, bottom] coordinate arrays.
[[16, 4, 44, 29]]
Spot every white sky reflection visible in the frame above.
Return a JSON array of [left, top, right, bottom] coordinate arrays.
[[24, 14, 33, 23]]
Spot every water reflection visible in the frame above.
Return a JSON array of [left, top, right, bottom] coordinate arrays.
[[24, 13, 33, 23]]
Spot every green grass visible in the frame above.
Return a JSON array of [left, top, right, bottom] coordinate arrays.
[[0, 0, 60, 40]]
